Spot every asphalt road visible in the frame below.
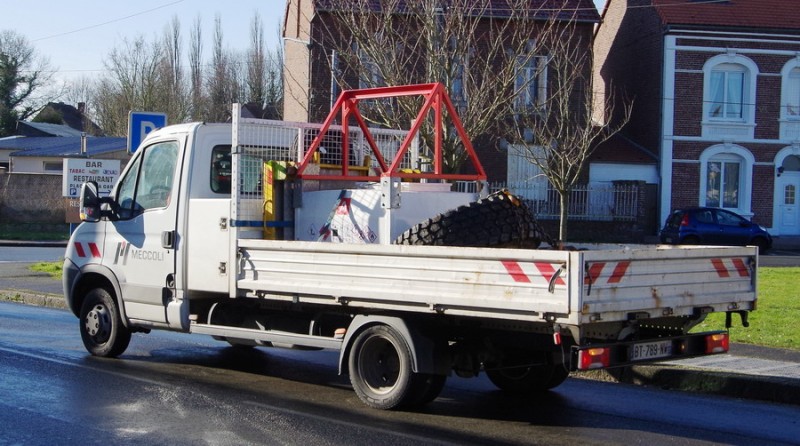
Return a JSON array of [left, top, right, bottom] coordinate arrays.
[[2, 301, 800, 445]]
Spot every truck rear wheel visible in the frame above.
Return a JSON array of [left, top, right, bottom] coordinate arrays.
[[394, 191, 547, 248], [485, 364, 569, 393], [348, 325, 431, 410], [79, 288, 131, 358]]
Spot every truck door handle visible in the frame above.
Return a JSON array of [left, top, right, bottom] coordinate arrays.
[[162, 230, 175, 249]]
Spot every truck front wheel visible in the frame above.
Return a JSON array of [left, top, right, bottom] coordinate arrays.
[[348, 325, 430, 410], [79, 288, 131, 358]]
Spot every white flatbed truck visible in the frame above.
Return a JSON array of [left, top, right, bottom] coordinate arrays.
[[64, 84, 756, 409]]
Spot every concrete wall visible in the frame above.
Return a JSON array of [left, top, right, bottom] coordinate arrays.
[[0, 171, 67, 224]]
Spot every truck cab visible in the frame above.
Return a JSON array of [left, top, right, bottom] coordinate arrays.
[[63, 123, 234, 333]]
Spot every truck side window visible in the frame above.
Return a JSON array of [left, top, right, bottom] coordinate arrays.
[[210, 145, 262, 195], [117, 141, 179, 219], [211, 145, 232, 194]]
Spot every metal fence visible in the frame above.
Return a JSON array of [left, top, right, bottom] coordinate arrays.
[[456, 181, 640, 221]]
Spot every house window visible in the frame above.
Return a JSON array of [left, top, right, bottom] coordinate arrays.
[[702, 54, 758, 139], [451, 52, 467, 108], [355, 43, 384, 90], [705, 159, 740, 209], [514, 40, 547, 113], [43, 161, 62, 172], [786, 184, 796, 206], [708, 64, 746, 120], [783, 66, 800, 119], [700, 145, 754, 215]]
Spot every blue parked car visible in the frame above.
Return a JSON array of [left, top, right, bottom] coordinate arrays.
[[659, 207, 772, 253]]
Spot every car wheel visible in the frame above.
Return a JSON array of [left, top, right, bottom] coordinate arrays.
[[681, 236, 700, 245], [750, 237, 770, 254]]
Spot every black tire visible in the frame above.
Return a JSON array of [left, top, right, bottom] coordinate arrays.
[[750, 237, 770, 254], [79, 288, 131, 358], [348, 325, 426, 410], [681, 236, 701, 245], [394, 190, 550, 248], [410, 374, 447, 407], [485, 364, 569, 393]]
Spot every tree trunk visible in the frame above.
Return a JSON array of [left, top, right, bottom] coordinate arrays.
[[558, 189, 569, 246]]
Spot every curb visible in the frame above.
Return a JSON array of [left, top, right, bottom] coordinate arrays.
[[579, 364, 800, 407], [0, 289, 68, 310]]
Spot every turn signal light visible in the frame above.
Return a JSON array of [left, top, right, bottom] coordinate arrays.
[[705, 333, 729, 354], [577, 347, 610, 370]]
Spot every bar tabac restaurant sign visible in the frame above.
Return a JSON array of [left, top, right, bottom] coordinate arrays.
[[62, 158, 121, 198]]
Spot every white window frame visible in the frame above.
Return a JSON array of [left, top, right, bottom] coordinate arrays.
[[699, 144, 754, 217], [701, 54, 758, 138], [780, 58, 800, 140], [514, 40, 548, 113], [782, 62, 800, 121]]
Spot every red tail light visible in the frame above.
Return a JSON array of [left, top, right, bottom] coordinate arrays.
[[705, 333, 729, 354], [680, 213, 690, 227], [577, 347, 610, 370]]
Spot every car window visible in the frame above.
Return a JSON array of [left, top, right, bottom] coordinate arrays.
[[695, 210, 714, 224], [716, 210, 745, 227]]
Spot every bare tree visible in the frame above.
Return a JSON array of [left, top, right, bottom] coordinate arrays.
[[189, 14, 205, 120], [0, 30, 56, 136], [501, 20, 631, 243], [247, 12, 267, 104], [94, 36, 163, 135], [159, 15, 190, 123], [311, 0, 573, 174], [207, 14, 239, 122], [63, 75, 102, 135]]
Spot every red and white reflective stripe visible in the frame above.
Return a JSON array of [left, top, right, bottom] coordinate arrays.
[[74, 242, 101, 258], [584, 261, 631, 285], [501, 260, 566, 286], [711, 258, 750, 278]]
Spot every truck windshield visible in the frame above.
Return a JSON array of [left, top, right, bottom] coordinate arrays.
[[117, 141, 179, 219]]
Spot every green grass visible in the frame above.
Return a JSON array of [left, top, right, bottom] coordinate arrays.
[[0, 224, 70, 241], [30, 262, 63, 280], [694, 267, 800, 350]]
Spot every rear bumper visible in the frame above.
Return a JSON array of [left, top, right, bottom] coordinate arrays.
[[572, 331, 729, 371]]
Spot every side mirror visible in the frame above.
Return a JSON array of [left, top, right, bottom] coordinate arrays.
[[79, 181, 101, 222]]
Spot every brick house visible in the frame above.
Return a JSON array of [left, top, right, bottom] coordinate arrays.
[[594, 0, 800, 236], [281, 0, 600, 182]]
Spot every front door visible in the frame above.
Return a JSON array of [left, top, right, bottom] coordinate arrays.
[[777, 173, 800, 235], [105, 139, 182, 324]]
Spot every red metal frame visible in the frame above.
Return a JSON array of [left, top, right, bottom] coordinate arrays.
[[296, 83, 487, 181]]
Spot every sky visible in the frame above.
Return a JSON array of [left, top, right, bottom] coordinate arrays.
[[0, 0, 606, 85], [0, 0, 285, 83]]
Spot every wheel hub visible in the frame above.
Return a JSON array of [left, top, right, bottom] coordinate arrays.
[[85, 304, 111, 340]]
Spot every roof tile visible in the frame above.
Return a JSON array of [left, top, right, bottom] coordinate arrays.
[[654, 0, 800, 31]]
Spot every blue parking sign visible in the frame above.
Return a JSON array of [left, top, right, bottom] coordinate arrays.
[[128, 111, 167, 153]]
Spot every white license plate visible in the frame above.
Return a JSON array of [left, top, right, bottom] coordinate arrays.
[[630, 340, 673, 361]]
